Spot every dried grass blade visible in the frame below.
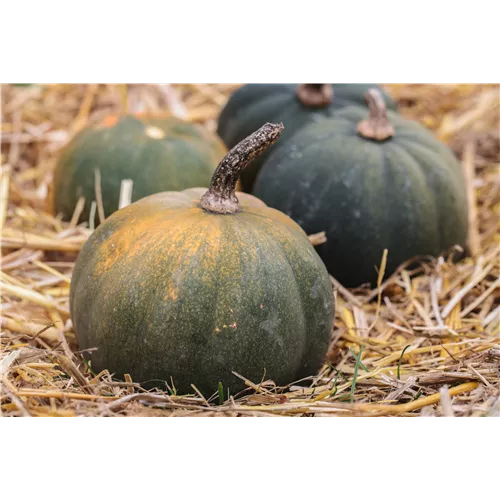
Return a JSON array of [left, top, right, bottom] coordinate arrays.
[[118, 179, 134, 209], [442, 262, 496, 319], [94, 169, 105, 224], [0, 164, 11, 230]]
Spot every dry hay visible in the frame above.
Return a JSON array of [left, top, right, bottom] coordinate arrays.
[[1, 83, 499, 417]]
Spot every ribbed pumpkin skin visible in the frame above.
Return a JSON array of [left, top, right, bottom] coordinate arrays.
[[53, 116, 226, 223], [70, 189, 334, 395], [217, 84, 398, 191], [253, 108, 468, 288]]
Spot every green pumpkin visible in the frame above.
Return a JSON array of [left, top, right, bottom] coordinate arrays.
[[253, 90, 468, 288], [70, 124, 334, 395], [53, 115, 226, 223], [217, 83, 398, 192]]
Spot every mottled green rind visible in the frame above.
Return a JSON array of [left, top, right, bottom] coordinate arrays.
[[70, 191, 334, 395], [253, 107, 468, 288], [217, 84, 398, 191], [53, 116, 225, 223]]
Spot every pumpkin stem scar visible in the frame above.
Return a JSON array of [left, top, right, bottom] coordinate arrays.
[[296, 84, 333, 108], [145, 125, 166, 139], [356, 88, 395, 141], [200, 123, 284, 214]]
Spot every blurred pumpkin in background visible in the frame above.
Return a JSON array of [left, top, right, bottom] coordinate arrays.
[[217, 83, 398, 191], [254, 89, 468, 287], [53, 114, 226, 224]]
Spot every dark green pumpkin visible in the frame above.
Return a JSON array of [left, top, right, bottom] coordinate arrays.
[[217, 83, 398, 191], [70, 124, 334, 395], [53, 115, 226, 223], [253, 90, 468, 288]]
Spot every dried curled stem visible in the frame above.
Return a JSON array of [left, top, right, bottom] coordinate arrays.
[[200, 123, 284, 214], [357, 88, 394, 141], [296, 84, 333, 108]]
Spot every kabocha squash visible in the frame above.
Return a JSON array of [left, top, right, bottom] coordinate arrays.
[[70, 123, 334, 395], [254, 89, 468, 288], [53, 114, 226, 224], [217, 83, 398, 192]]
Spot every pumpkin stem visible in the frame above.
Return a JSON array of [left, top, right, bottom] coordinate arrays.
[[356, 88, 395, 141], [296, 84, 333, 108], [200, 123, 284, 214]]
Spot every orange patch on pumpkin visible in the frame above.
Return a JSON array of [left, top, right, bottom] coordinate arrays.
[[88, 194, 295, 292], [99, 115, 120, 128], [91, 206, 220, 277], [164, 288, 178, 301]]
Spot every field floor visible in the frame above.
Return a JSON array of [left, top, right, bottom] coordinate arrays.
[[1, 84, 499, 417]]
